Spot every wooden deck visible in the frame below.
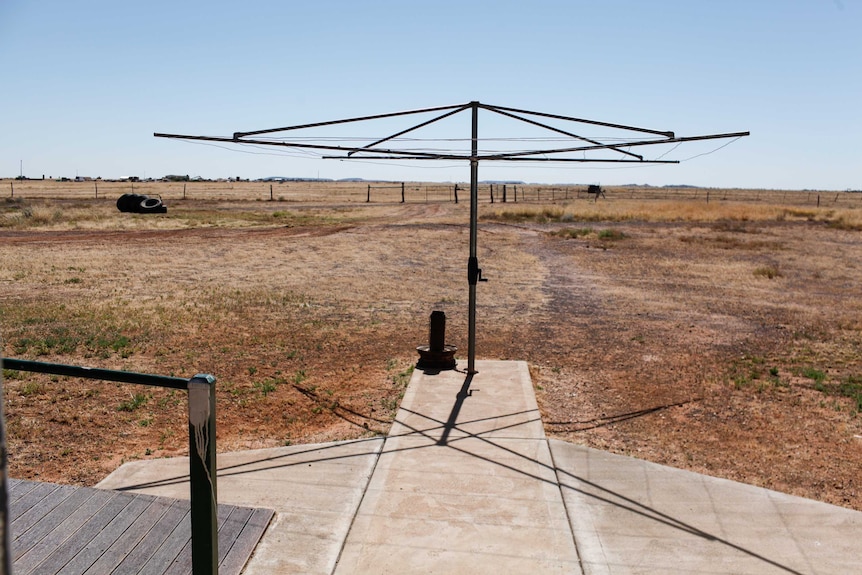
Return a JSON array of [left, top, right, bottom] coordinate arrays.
[[8, 478, 274, 575]]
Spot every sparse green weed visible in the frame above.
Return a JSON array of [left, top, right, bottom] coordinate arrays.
[[20, 382, 45, 397], [117, 392, 148, 412], [254, 378, 280, 396], [838, 376, 862, 411], [801, 367, 827, 386]]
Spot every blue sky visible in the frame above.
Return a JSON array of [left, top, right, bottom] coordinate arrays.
[[1, 1, 859, 189]]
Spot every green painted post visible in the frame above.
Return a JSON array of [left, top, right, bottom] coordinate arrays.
[[1, 369, 13, 575], [188, 374, 218, 575]]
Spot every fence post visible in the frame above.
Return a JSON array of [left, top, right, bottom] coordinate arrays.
[[9, 182, 12, 198], [490, 184, 494, 204], [513, 185, 517, 202], [401, 182, 405, 203], [95, 181, 98, 198], [188, 374, 218, 575], [454, 184, 459, 204], [367, 184, 371, 203], [502, 185, 507, 203], [270, 184, 273, 201]]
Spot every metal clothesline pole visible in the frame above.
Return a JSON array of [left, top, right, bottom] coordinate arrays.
[[154, 101, 748, 377], [468, 101, 480, 374]]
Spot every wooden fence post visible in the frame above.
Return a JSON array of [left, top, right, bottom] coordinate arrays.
[[490, 184, 494, 204], [401, 182, 405, 203], [454, 184, 459, 204], [270, 184, 273, 201], [367, 184, 371, 203]]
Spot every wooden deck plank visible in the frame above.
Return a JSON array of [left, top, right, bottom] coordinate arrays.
[[137, 508, 191, 575], [216, 506, 254, 565], [13, 488, 98, 560], [218, 507, 275, 575], [30, 490, 131, 574], [111, 499, 188, 574], [8, 478, 39, 502], [9, 482, 62, 523], [55, 494, 153, 575], [162, 504, 239, 575], [11, 483, 77, 538], [9, 478, 273, 575], [81, 497, 174, 575], [13, 489, 117, 575]]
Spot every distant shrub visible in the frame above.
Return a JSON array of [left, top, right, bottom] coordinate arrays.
[[550, 227, 593, 239], [598, 229, 626, 241], [753, 265, 781, 279]]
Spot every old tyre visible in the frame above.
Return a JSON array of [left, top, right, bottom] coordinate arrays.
[[116, 193, 137, 212], [139, 197, 166, 213]]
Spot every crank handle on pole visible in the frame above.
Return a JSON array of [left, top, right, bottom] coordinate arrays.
[[468, 257, 489, 285]]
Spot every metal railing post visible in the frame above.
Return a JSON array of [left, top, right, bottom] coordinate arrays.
[[187, 374, 218, 575], [1, 357, 219, 575], [0, 369, 13, 575]]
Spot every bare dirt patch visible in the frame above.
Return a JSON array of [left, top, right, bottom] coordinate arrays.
[[3, 187, 862, 511]]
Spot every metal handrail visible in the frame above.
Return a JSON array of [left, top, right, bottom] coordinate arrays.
[[0, 357, 218, 575]]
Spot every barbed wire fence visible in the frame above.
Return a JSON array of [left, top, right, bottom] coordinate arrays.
[[5, 178, 862, 208]]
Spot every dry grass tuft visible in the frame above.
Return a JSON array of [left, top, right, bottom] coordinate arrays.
[[753, 265, 782, 279]]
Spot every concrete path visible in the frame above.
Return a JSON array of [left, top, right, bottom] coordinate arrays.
[[98, 439, 384, 574], [333, 361, 580, 574], [99, 360, 862, 574], [552, 441, 862, 575]]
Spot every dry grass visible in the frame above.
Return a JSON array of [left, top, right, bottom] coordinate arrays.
[[3, 183, 862, 511], [485, 197, 862, 226]]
